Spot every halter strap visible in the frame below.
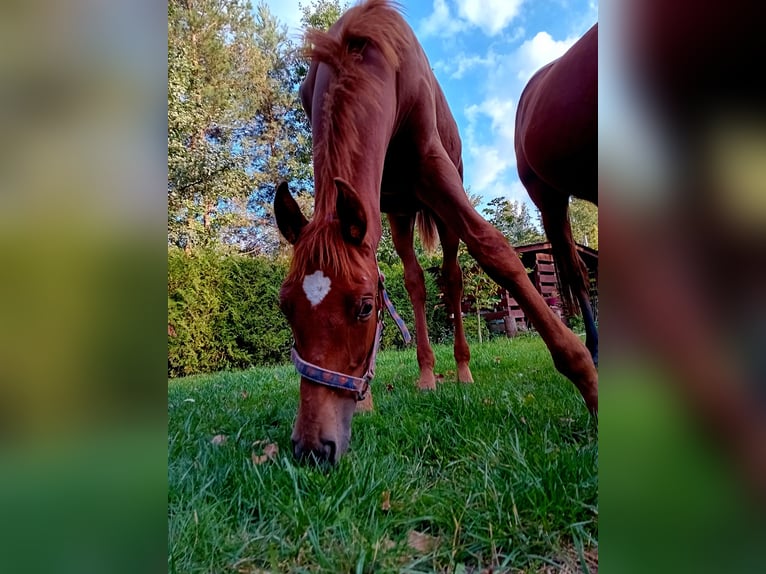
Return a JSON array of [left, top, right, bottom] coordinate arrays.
[[290, 270, 410, 400], [381, 285, 412, 344]]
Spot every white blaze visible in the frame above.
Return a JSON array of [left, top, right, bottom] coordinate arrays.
[[302, 270, 331, 306]]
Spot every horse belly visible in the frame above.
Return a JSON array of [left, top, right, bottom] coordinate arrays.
[[518, 83, 596, 197]]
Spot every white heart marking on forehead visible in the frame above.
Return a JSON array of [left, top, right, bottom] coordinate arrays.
[[302, 270, 332, 306]]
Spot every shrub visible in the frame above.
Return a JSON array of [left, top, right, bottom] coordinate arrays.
[[167, 249, 290, 377]]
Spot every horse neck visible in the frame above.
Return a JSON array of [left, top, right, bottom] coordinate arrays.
[[313, 103, 395, 250]]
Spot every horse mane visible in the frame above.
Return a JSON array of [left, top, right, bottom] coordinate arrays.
[[288, 220, 370, 280], [303, 0, 410, 216], [288, 0, 410, 280]]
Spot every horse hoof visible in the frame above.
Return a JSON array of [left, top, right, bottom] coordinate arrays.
[[458, 365, 474, 383], [415, 370, 437, 390], [417, 379, 436, 391]]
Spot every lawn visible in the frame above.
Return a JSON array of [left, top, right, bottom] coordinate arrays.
[[168, 335, 597, 573]]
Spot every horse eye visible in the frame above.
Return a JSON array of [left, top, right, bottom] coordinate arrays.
[[358, 300, 374, 320]]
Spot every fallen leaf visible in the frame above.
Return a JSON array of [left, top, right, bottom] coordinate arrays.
[[210, 434, 228, 445], [241, 391, 249, 399], [375, 536, 396, 552], [523, 393, 535, 405], [407, 530, 439, 553], [494, 356, 501, 364], [251, 441, 279, 465], [380, 490, 391, 511], [385, 383, 394, 392], [434, 373, 445, 381]]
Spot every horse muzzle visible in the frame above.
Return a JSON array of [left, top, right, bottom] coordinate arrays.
[[292, 436, 339, 464]]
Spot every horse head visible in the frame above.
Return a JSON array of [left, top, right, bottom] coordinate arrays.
[[274, 179, 381, 463]]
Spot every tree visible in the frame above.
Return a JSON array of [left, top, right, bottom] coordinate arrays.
[[569, 198, 598, 250], [227, 0, 351, 255], [483, 197, 545, 247], [300, 0, 347, 31], [168, 0, 312, 252]]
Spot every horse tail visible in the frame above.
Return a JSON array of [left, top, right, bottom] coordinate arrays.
[[416, 209, 439, 254], [540, 197, 590, 319]]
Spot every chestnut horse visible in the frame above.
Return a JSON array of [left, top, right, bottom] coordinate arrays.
[[274, 0, 597, 463], [515, 23, 598, 366]]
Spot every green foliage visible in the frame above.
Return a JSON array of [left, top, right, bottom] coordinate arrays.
[[167, 248, 291, 377], [300, 0, 348, 31], [168, 0, 312, 252], [569, 197, 598, 249], [568, 313, 586, 334], [168, 337, 597, 572], [458, 240, 501, 343], [483, 196, 545, 247]]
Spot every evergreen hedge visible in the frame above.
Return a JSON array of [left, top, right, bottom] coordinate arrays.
[[168, 249, 291, 377], [167, 249, 454, 378]]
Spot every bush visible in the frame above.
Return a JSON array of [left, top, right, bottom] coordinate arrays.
[[167, 249, 291, 377]]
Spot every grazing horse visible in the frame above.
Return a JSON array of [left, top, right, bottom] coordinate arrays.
[[274, 0, 597, 463], [515, 23, 598, 366]]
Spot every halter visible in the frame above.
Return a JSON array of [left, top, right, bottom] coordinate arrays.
[[290, 269, 411, 401]]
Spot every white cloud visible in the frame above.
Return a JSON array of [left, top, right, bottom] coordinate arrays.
[[419, 0, 466, 38], [463, 97, 517, 194], [468, 145, 509, 192], [434, 50, 497, 79], [514, 31, 577, 82], [472, 98, 515, 139], [455, 0, 524, 36], [460, 29, 579, 193], [420, 0, 523, 38]]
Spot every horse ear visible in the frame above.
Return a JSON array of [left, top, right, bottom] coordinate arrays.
[[334, 178, 367, 245], [274, 181, 308, 245]]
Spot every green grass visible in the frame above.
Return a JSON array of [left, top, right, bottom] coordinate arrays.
[[168, 335, 597, 573]]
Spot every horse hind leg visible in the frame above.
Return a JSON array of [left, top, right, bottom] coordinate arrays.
[[420, 149, 597, 414], [388, 213, 437, 390], [436, 219, 473, 383], [533, 184, 599, 367]]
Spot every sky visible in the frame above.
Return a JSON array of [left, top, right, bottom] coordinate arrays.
[[264, 0, 598, 212]]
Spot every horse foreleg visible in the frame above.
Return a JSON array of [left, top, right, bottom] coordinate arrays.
[[422, 151, 598, 414], [388, 213, 437, 390], [436, 220, 473, 383]]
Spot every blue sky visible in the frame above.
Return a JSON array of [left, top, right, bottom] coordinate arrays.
[[265, 0, 598, 211]]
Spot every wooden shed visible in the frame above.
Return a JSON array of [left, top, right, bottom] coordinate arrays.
[[462, 241, 598, 336]]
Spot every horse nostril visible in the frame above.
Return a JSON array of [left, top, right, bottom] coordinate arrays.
[[292, 439, 302, 460], [321, 439, 337, 463], [292, 438, 335, 464]]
